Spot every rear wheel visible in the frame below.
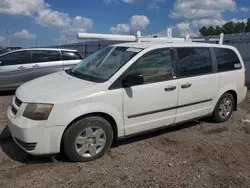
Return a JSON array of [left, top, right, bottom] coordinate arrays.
[[63, 116, 113, 162], [212, 93, 235, 123]]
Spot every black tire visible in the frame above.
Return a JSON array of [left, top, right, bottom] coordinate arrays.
[[63, 116, 113, 162], [212, 93, 235, 123]]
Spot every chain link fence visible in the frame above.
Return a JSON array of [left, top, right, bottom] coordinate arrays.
[[49, 41, 121, 59]]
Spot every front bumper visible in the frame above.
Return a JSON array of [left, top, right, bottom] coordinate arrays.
[[7, 102, 65, 155]]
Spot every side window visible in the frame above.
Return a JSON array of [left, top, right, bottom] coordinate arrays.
[[177, 48, 212, 77], [62, 51, 82, 60], [0, 51, 30, 66], [31, 50, 61, 63], [126, 49, 173, 84], [214, 48, 241, 72]]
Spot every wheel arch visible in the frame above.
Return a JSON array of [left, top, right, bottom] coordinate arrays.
[[214, 85, 238, 112], [61, 112, 119, 149], [226, 90, 237, 111]]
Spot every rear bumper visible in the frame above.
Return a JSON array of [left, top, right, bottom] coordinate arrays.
[[238, 86, 248, 104], [7, 105, 65, 155]]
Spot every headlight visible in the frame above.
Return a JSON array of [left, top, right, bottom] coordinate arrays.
[[23, 103, 53, 120]]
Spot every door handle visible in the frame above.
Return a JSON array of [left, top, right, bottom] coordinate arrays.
[[181, 83, 192, 89], [18, 66, 25, 70], [164, 86, 177, 91], [32, 64, 39, 68]]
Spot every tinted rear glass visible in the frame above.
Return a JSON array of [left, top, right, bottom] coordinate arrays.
[[32, 50, 61, 63], [214, 48, 242, 72], [62, 51, 82, 60], [177, 48, 212, 77]]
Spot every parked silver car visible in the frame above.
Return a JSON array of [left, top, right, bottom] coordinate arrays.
[[0, 48, 82, 91]]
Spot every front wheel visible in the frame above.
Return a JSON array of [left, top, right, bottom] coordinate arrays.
[[63, 116, 113, 162], [212, 93, 235, 123]]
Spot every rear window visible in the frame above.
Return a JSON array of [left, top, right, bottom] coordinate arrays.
[[32, 50, 61, 63], [62, 51, 82, 60], [177, 47, 213, 77], [214, 48, 242, 72]]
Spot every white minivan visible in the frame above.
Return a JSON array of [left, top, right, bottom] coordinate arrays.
[[7, 40, 247, 162]]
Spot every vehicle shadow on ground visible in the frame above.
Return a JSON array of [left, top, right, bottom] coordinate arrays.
[[0, 119, 207, 164], [0, 126, 60, 164], [112, 120, 203, 147]]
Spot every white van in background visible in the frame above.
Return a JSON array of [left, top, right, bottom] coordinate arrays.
[[7, 33, 247, 162]]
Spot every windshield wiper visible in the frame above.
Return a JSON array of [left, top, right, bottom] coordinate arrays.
[[65, 69, 101, 82]]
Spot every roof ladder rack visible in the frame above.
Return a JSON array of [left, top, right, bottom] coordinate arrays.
[[190, 33, 224, 44], [78, 28, 185, 43], [78, 28, 224, 44]]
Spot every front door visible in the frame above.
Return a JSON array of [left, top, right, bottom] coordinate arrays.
[[29, 50, 63, 81], [175, 47, 219, 123], [122, 48, 179, 136], [0, 50, 31, 90]]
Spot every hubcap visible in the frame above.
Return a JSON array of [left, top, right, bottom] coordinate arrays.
[[75, 126, 106, 158], [219, 98, 232, 119]]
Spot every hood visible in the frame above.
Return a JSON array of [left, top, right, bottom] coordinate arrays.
[[16, 71, 96, 103]]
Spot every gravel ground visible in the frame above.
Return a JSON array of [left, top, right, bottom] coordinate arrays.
[[0, 91, 250, 188]]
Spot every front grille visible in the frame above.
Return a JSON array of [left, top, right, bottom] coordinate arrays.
[[15, 97, 22, 107], [15, 138, 37, 151], [11, 106, 17, 115]]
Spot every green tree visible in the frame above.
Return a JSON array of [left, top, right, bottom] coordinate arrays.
[[222, 21, 235, 34], [245, 19, 250, 32], [215, 26, 222, 35], [206, 26, 215, 36], [199, 18, 250, 36], [199, 26, 207, 36], [234, 22, 246, 33]]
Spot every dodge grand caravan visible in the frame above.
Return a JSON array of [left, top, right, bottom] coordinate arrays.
[[7, 41, 247, 162]]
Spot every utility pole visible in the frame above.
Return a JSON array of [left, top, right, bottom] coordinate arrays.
[[5, 30, 12, 47]]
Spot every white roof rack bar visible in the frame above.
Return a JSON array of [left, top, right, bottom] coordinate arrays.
[[136, 31, 141, 42], [219, 33, 224, 45], [191, 39, 206, 42], [77, 28, 224, 44], [190, 33, 224, 44], [78, 32, 137, 42], [209, 39, 220, 41], [78, 28, 184, 43], [167, 28, 172, 42]]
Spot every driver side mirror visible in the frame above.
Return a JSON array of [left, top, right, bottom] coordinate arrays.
[[122, 73, 144, 87]]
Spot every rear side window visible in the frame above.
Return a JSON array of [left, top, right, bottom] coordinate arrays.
[[62, 51, 82, 60], [126, 49, 173, 84], [177, 48, 212, 77], [0, 51, 30, 66], [214, 48, 242, 72], [31, 50, 61, 63]]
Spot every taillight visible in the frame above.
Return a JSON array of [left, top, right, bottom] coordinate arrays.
[[244, 71, 246, 86]]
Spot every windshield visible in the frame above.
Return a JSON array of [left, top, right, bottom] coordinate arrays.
[[68, 46, 142, 82]]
